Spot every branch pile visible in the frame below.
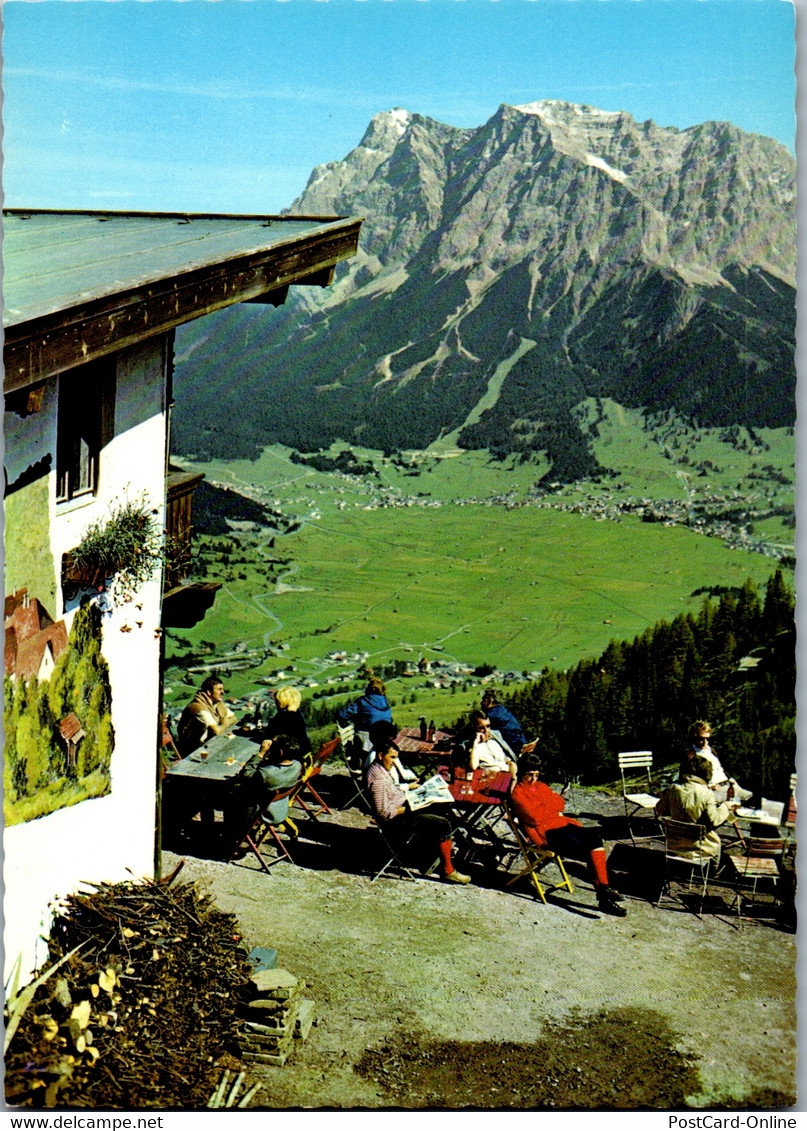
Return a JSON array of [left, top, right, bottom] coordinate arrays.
[[5, 876, 254, 1109]]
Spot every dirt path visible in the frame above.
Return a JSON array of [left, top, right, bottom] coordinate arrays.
[[163, 777, 796, 1109]]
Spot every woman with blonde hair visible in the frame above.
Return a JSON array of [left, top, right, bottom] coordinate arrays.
[[259, 686, 312, 760]]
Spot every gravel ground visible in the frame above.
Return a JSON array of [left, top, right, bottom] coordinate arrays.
[[163, 768, 797, 1110]]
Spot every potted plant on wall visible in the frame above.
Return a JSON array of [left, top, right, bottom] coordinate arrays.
[[62, 494, 164, 605]]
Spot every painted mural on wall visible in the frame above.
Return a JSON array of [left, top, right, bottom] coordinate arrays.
[[4, 591, 114, 826]]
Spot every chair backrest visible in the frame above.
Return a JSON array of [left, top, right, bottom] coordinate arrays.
[[746, 836, 785, 858], [618, 750, 653, 790], [313, 736, 340, 768], [503, 797, 550, 859], [659, 816, 704, 846], [161, 715, 181, 762], [618, 751, 653, 771], [784, 772, 797, 828], [338, 722, 366, 772]]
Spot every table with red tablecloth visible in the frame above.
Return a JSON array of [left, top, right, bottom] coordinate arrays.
[[435, 766, 514, 867]]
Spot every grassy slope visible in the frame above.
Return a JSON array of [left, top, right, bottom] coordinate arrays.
[[165, 408, 792, 733]]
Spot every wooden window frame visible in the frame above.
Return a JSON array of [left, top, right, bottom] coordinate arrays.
[[56, 360, 116, 504]]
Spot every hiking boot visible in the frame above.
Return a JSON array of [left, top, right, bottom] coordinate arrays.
[[444, 870, 471, 884], [597, 888, 627, 917], [597, 884, 625, 903]]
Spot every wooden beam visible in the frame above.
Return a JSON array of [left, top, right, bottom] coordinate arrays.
[[245, 284, 290, 307], [299, 265, 336, 288], [4, 221, 361, 392]]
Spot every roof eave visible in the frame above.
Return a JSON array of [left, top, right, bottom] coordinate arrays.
[[3, 216, 362, 393]]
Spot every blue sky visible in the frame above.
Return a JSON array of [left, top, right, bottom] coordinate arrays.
[[2, 0, 796, 214]]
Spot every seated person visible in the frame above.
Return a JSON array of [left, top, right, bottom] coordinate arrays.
[[365, 742, 470, 884], [510, 759, 626, 916], [457, 711, 517, 776], [679, 721, 752, 803], [177, 676, 237, 756], [258, 686, 312, 764], [480, 689, 527, 755], [363, 720, 417, 783], [337, 677, 393, 751], [658, 753, 739, 861], [255, 733, 304, 832]]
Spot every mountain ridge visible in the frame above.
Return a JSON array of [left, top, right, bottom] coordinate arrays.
[[172, 100, 795, 473]]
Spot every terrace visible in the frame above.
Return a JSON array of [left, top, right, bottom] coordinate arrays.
[[162, 760, 797, 1108]]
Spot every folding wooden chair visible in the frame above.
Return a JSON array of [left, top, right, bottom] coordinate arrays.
[[369, 821, 420, 883], [657, 817, 715, 918], [618, 751, 661, 845], [502, 798, 573, 904], [339, 723, 372, 810], [229, 784, 299, 874], [725, 835, 785, 922], [161, 715, 181, 763], [785, 772, 797, 833], [290, 736, 339, 821], [341, 753, 419, 882]]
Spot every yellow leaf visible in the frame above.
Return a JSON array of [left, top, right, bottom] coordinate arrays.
[[152, 949, 160, 961], [98, 968, 117, 994], [42, 1018, 59, 1042], [90, 984, 100, 998], [85, 1046, 99, 1063], [70, 1000, 91, 1029], [122, 928, 135, 938], [75, 1034, 86, 1054]]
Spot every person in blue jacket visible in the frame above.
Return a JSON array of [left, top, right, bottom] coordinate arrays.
[[338, 677, 393, 750], [480, 688, 527, 756]]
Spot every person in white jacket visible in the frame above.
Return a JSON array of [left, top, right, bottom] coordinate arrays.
[[679, 721, 752, 803]]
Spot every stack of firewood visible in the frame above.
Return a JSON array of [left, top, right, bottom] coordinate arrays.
[[5, 874, 253, 1109]]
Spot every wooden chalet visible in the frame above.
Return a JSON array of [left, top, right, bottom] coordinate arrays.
[[3, 207, 362, 977]]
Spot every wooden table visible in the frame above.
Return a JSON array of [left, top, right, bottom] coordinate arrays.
[[166, 730, 264, 782], [395, 727, 455, 758], [436, 766, 513, 867], [163, 730, 265, 853]]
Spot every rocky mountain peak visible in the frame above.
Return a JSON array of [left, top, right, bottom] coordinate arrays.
[[176, 100, 795, 469], [359, 107, 414, 153]]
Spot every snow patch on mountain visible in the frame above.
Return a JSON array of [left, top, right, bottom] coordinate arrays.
[[390, 108, 412, 132], [584, 153, 629, 184], [515, 99, 622, 124]]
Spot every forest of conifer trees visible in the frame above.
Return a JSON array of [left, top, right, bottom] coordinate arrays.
[[506, 570, 795, 801]]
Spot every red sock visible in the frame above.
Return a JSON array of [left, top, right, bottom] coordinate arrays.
[[439, 839, 454, 875], [590, 847, 609, 888]]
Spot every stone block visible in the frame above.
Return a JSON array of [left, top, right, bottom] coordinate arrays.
[[242, 1048, 291, 1067], [293, 999, 316, 1041], [251, 968, 300, 1001], [245, 1004, 289, 1022]]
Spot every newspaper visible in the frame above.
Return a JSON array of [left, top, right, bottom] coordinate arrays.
[[405, 773, 454, 811]]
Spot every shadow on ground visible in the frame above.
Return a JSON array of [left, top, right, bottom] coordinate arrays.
[[351, 1007, 796, 1110]]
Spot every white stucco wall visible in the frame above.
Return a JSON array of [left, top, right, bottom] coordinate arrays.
[[4, 336, 170, 982]]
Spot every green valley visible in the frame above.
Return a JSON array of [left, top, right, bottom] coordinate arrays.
[[163, 405, 793, 735]]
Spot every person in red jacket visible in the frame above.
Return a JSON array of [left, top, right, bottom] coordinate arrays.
[[510, 760, 626, 917]]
